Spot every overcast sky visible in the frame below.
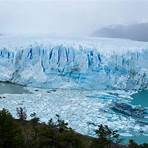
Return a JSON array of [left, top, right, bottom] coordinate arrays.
[[0, 0, 148, 36]]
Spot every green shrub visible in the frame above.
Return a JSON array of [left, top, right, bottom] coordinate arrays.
[[0, 109, 24, 148], [16, 107, 27, 121]]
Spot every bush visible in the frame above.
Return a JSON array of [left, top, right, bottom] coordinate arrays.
[[91, 124, 121, 148], [30, 112, 40, 124], [1, 108, 147, 148], [0, 109, 24, 148], [16, 107, 27, 121], [56, 114, 70, 132], [95, 124, 120, 143], [128, 140, 148, 148]]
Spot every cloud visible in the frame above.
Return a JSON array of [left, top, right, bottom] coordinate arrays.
[[0, 0, 148, 36], [93, 23, 148, 42]]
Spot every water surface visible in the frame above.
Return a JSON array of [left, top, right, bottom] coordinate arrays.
[[131, 90, 148, 108], [0, 83, 147, 144], [0, 82, 30, 94], [123, 90, 148, 144]]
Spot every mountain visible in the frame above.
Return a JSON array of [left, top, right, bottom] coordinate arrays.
[[93, 23, 148, 42]]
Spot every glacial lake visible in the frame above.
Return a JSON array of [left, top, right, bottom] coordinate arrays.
[[131, 90, 148, 108], [123, 90, 148, 144], [0, 82, 30, 94], [0, 82, 147, 144]]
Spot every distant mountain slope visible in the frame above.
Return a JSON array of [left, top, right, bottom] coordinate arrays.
[[93, 23, 148, 42]]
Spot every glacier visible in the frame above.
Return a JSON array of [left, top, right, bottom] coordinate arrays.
[[0, 35, 148, 143], [0, 35, 148, 90]]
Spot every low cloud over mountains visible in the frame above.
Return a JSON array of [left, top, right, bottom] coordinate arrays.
[[93, 23, 148, 42]]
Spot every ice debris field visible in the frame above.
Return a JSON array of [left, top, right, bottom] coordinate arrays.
[[0, 88, 148, 142], [0, 35, 148, 142]]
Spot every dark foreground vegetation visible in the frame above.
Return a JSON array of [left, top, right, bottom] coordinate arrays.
[[0, 108, 148, 148]]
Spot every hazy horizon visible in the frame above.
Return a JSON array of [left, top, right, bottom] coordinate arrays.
[[0, 0, 148, 36]]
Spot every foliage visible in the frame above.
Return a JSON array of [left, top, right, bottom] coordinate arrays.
[[95, 124, 121, 143], [0, 108, 147, 148], [91, 124, 122, 148], [0, 109, 24, 148], [55, 114, 70, 132], [16, 107, 27, 121], [30, 112, 40, 124], [128, 140, 148, 148]]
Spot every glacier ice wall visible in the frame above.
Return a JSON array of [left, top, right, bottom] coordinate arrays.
[[0, 35, 148, 90]]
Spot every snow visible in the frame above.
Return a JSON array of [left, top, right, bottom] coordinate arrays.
[[0, 35, 148, 90]]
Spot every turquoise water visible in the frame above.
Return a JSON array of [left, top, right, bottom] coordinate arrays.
[[122, 90, 148, 144], [123, 135, 148, 145], [131, 90, 148, 108], [0, 82, 30, 94]]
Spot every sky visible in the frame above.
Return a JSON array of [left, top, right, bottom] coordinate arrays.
[[0, 0, 148, 36]]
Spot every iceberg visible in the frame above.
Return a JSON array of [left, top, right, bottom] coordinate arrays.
[[0, 35, 148, 90]]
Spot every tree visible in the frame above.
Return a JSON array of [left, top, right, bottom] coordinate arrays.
[[91, 124, 121, 148], [56, 114, 69, 132], [16, 107, 27, 121], [128, 139, 140, 148], [95, 124, 120, 143], [0, 109, 24, 148], [30, 112, 40, 124]]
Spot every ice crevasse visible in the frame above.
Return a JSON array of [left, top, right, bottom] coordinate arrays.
[[0, 35, 148, 90]]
